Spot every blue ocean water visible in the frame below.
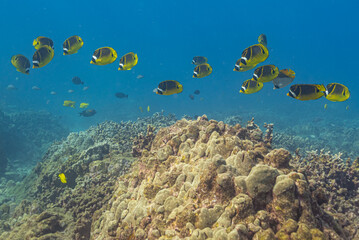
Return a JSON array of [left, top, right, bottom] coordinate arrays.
[[0, 0, 358, 132]]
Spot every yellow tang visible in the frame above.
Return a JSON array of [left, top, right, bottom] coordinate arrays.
[[239, 79, 263, 94], [59, 173, 67, 183], [192, 56, 208, 65], [118, 52, 138, 70], [63, 100, 76, 108], [154, 80, 183, 95], [90, 47, 117, 65], [63, 35, 84, 55], [253, 64, 279, 83], [258, 34, 267, 47], [193, 63, 212, 78], [234, 44, 269, 72], [32, 46, 54, 68], [139, 106, 143, 113], [147, 105, 150, 112], [11, 54, 30, 74], [324, 83, 350, 102], [80, 103, 89, 108], [287, 84, 326, 101], [33, 36, 54, 50]]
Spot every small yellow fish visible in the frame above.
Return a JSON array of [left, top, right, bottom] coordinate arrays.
[[147, 105, 150, 112], [32, 46, 54, 68], [11, 54, 30, 74], [80, 103, 89, 108], [63, 100, 76, 108], [324, 104, 328, 109], [139, 106, 143, 112], [193, 63, 212, 78], [118, 52, 138, 70], [346, 105, 349, 110], [63, 35, 84, 55], [90, 47, 117, 65], [59, 173, 67, 183], [33, 36, 54, 50]]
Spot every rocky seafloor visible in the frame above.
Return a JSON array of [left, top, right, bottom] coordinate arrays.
[[0, 113, 358, 240]]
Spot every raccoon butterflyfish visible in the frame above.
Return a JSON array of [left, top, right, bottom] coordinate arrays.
[[193, 63, 212, 78], [147, 106, 150, 112], [324, 83, 350, 102], [11, 54, 30, 74], [63, 100, 76, 108], [32, 46, 54, 68], [253, 65, 279, 83], [33, 36, 54, 50], [192, 56, 208, 65], [80, 109, 96, 117], [287, 84, 326, 101], [139, 106, 144, 113], [234, 44, 269, 72], [239, 79, 263, 94], [153, 80, 183, 95], [258, 34, 267, 47], [194, 90, 200, 95], [59, 173, 67, 183], [63, 35, 83, 55], [118, 52, 138, 70], [189, 94, 194, 100], [90, 47, 117, 65], [80, 103, 89, 108], [272, 69, 296, 89]]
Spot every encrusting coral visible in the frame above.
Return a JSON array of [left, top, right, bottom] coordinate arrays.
[[0, 114, 357, 239]]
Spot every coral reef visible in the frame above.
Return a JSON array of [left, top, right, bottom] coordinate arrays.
[[0, 113, 177, 240], [1, 113, 357, 239]]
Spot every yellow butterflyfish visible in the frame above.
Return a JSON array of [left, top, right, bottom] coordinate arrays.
[[80, 103, 89, 108], [59, 173, 67, 183]]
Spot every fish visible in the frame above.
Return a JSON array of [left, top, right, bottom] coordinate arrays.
[[63, 100, 75, 108], [6, 84, 17, 90], [32, 46, 54, 68], [32, 86, 41, 90], [324, 83, 350, 102], [83, 86, 89, 91], [115, 92, 128, 98], [63, 35, 83, 55], [253, 65, 279, 83], [239, 79, 263, 94], [272, 69, 296, 89], [136, 74, 144, 79], [346, 105, 349, 110], [11, 54, 30, 74], [118, 52, 138, 70], [58, 173, 67, 183], [194, 90, 200, 95], [193, 63, 212, 78], [139, 106, 143, 113], [153, 80, 183, 95], [79, 109, 96, 117], [287, 84, 326, 101], [90, 47, 117, 65], [33, 36, 54, 50], [192, 56, 208, 65], [189, 94, 194, 100], [72, 76, 84, 85], [68, 89, 74, 93], [234, 44, 269, 72], [258, 34, 267, 47], [324, 103, 328, 109], [80, 103, 89, 108], [147, 106, 150, 112], [50, 91, 57, 95]]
